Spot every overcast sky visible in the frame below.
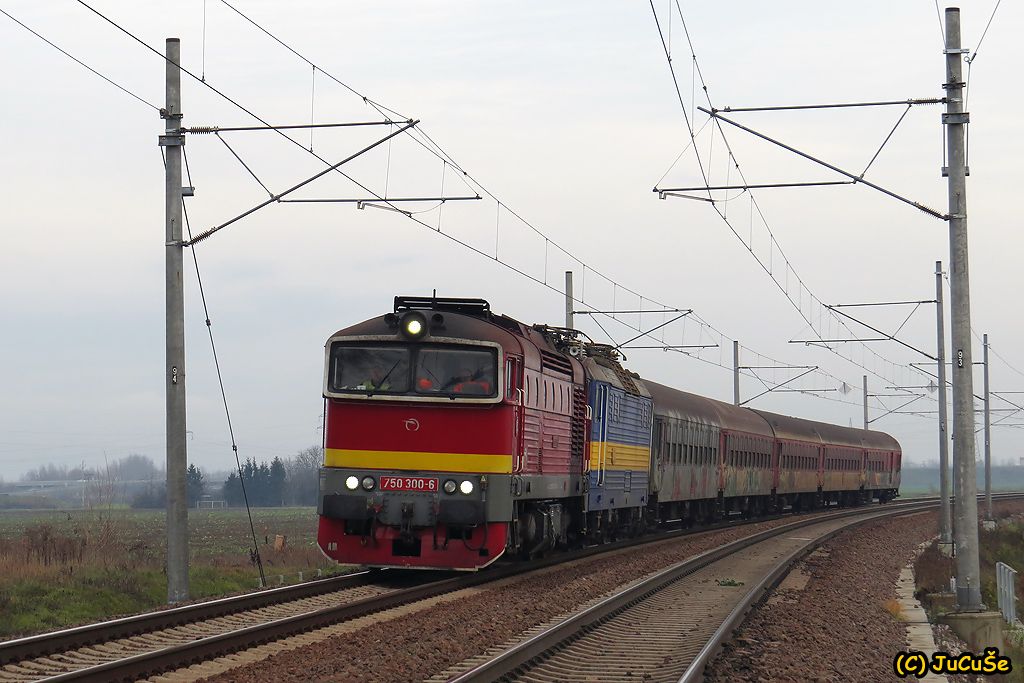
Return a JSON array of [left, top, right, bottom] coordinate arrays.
[[1, 1, 1021, 480]]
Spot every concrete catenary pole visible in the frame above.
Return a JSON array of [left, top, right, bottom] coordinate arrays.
[[733, 341, 740, 406], [983, 333, 992, 521], [163, 38, 189, 603], [945, 8, 982, 610], [936, 261, 952, 545], [863, 375, 868, 430], [564, 271, 574, 329]]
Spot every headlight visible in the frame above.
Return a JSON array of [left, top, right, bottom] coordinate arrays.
[[345, 475, 359, 491], [459, 480, 474, 495], [361, 476, 376, 491], [400, 312, 428, 340], [443, 479, 457, 495]]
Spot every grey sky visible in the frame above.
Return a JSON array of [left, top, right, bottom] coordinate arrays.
[[1, 1, 1021, 479]]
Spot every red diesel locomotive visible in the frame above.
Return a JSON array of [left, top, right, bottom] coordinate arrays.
[[317, 296, 901, 570]]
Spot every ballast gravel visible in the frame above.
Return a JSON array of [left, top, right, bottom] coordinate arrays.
[[199, 503, 1024, 683], [705, 501, 1024, 683], [197, 516, 810, 683]]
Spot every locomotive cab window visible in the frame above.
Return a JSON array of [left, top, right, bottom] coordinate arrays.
[[415, 347, 497, 396], [328, 343, 498, 398], [330, 346, 410, 394]]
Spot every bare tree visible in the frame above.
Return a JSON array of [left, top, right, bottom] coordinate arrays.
[[84, 456, 119, 511], [284, 445, 322, 506]]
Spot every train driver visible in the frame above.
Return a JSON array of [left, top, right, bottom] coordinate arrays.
[[452, 367, 492, 395]]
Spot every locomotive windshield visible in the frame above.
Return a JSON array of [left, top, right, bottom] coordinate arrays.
[[328, 343, 497, 398], [331, 346, 411, 393]]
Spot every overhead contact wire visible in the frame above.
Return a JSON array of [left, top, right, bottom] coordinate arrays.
[[81, 0, 893, 412], [657, 0, 931, 397], [0, 6, 159, 111]]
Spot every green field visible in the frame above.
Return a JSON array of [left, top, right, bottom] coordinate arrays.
[[0, 507, 349, 638], [899, 465, 1024, 496]]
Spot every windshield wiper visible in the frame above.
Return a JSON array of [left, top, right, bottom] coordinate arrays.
[[367, 359, 403, 396]]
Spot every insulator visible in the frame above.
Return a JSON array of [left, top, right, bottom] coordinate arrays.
[[187, 126, 219, 135]]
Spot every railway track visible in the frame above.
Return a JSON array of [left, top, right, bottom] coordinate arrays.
[[442, 496, 1011, 683], [0, 495, 994, 682], [0, 520, 741, 682]]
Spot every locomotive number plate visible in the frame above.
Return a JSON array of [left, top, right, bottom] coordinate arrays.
[[380, 476, 439, 492]]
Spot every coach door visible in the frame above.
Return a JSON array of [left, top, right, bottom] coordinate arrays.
[[595, 384, 609, 487]]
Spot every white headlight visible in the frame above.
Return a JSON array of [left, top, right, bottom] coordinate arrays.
[[443, 479, 458, 494], [361, 476, 376, 491], [345, 476, 359, 490], [406, 318, 423, 336], [459, 480, 474, 495]]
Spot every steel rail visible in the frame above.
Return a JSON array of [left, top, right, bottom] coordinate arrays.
[[447, 494, 1021, 683], [676, 505, 939, 683], [0, 512, 795, 670], [22, 517, 777, 682], [9, 503, 869, 665], [36, 573, 491, 683], [0, 570, 379, 664], [5, 494, 989, 681]]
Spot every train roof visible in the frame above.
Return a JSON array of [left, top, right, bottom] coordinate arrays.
[[640, 379, 900, 451], [326, 297, 587, 383], [751, 408, 901, 451], [641, 379, 773, 438], [582, 355, 652, 399]]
